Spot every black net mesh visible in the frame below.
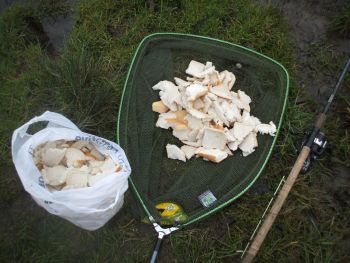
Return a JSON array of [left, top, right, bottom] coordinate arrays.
[[118, 34, 288, 225]]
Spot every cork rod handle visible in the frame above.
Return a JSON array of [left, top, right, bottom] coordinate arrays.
[[242, 146, 311, 263]]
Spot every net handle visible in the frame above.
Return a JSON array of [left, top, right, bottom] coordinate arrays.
[[149, 232, 165, 263]]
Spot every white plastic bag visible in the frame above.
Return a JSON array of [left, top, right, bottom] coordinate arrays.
[[11, 111, 131, 230]]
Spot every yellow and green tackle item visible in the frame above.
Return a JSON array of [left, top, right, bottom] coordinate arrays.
[[155, 202, 188, 225], [141, 202, 188, 226]]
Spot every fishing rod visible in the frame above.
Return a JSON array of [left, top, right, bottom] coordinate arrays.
[[242, 58, 350, 263]]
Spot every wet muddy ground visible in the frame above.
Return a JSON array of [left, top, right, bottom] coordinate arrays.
[[258, 0, 350, 102], [256, 0, 350, 194], [0, 0, 74, 51], [263, 1, 350, 256]]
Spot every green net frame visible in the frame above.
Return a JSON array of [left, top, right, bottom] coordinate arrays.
[[117, 33, 289, 227]]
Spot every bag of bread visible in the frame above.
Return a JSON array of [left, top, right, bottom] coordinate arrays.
[[11, 111, 131, 230]]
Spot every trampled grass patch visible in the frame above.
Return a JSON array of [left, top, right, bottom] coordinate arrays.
[[329, 1, 350, 39], [0, 0, 349, 262]]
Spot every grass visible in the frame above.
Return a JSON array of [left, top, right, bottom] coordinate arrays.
[[0, 0, 349, 262], [329, 1, 350, 39]]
